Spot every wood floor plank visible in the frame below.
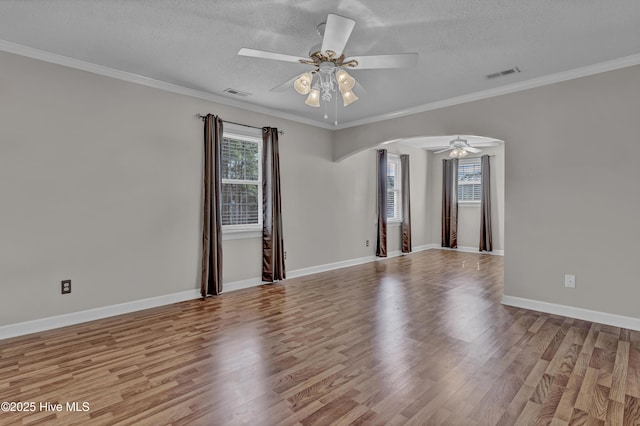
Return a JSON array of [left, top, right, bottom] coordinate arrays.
[[610, 340, 630, 403], [496, 383, 536, 426], [0, 250, 639, 425], [582, 325, 601, 355], [536, 382, 565, 425], [588, 384, 610, 421], [299, 389, 359, 426], [531, 373, 554, 404], [326, 403, 370, 426], [627, 347, 640, 399], [623, 395, 640, 426], [554, 374, 584, 423], [549, 418, 569, 426], [606, 399, 624, 426], [514, 400, 542, 426], [575, 367, 601, 412], [569, 408, 605, 425]]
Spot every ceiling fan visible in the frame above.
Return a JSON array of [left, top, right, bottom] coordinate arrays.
[[435, 137, 482, 158], [238, 13, 418, 119]]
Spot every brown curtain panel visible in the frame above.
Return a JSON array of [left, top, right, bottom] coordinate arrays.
[[200, 114, 223, 296], [479, 155, 493, 252], [376, 149, 387, 257], [400, 154, 412, 253], [262, 127, 286, 282], [441, 158, 458, 248]]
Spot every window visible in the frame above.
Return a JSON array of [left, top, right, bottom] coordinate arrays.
[[386, 154, 402, 222], [221, 127, 262, 230], [457, 158, 482, 203]]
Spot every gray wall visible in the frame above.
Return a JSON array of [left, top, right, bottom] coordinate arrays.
[[4, 48, 638, 326], [335, 65, 640, 319], [0, 51, 431, 326]]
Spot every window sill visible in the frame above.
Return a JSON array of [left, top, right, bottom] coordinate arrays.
[[388, 220, 402, 227], [222, 227, 262, 240], [459, 201, 481, 206]]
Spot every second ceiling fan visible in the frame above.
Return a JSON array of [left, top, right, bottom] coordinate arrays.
[[435, 137, 483, 158], [238, 13, 418, 114]]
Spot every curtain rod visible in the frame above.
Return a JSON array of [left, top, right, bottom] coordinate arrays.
[[196, 114, 284, 135]]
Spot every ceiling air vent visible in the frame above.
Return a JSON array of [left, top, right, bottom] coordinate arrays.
[[223, 88, 250, 97], [485, 67, 521, 80]]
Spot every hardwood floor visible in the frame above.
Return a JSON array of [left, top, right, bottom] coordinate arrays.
[[1, 250, 639, 425]]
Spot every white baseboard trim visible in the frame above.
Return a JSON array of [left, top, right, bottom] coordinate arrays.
[[286, 244, 434, 279], [415, 244, 439, 252], [0, 244, 492, 341], [287, 255, 375, 279], [501, 295, 640, 331], [224, 277, 265, 292], [0, 289, 201, 341], [438, 245, 504, 256]]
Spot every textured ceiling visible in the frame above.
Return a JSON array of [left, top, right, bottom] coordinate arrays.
[[0, 0, 639, 129]]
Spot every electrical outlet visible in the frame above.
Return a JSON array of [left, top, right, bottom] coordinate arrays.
[[564, 274, 576, 288], [61, 279, 71, 294], [284, 251, 287, 260], [366, 240, 369, 247]]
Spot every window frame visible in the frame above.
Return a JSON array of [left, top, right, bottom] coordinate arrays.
[[457, 157, 482, 205], [220, 125, 263, 239], [386, 154, 402, 223]]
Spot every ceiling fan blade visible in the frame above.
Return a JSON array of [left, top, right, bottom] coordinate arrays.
[[238, 48, 307, 63], [321, 14, 356, 57], [270, 74, 300, 92], [346, 53, 418, 69], [465, 146, 482, 153], [434, 148, 453, 154]]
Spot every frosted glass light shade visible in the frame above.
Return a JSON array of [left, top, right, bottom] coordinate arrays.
[[449, 148, 468, 158], [305, 88, 320, 107], [340, 89, 358, 106], [294, 72, 313, 95], [336, 69, 355, 91]]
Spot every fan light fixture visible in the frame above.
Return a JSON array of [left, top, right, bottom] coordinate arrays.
[[294, 72, 312, 94], [304, 88, 321, 107], [340, 88, 358, 106], [336, 69, 355, 91], [434, 136, 483, 157], [238, 13, 419, 125], [449, 147, 469, 159], [294, 68, 358, 109]]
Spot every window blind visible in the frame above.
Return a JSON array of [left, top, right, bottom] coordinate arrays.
[[457, 158, 482, 202]]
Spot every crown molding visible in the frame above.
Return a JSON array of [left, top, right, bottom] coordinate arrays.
[[335, 53, 640, 130], [0, 40, 335, 130], [2, 39, 639, 132]]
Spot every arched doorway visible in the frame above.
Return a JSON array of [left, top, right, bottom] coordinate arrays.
[[396, 134, 505, 253]]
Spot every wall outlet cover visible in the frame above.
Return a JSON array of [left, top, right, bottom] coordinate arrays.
[[564, 274, 576, 288]]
